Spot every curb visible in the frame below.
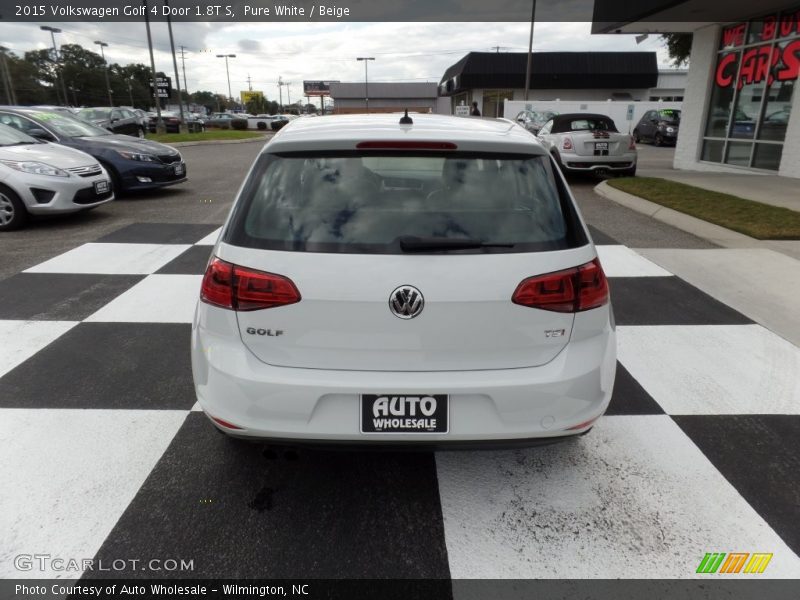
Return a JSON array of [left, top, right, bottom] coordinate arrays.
[[593, 180, 762, 249], [165, 134, 271, 148]]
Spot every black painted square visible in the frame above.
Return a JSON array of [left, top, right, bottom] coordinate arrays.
[[86, 413, 452, 579], [156, 245, 213, 275], [0, 323, 195, 409], [0, 273, 143, 320], [606, 362, 664, 415], [609, 277, 753, 326], [674, 415, 800, 557], [96, 223, 219, 245]]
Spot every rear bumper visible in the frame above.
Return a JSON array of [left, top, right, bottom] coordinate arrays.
[[191, 306, 617, 444], [561, 152, 637, 172]]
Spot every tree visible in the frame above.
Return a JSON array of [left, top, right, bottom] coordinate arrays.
[[661, 33, 693, 67]]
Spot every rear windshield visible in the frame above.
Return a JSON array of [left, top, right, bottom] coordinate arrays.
[[658, 109, 681, 123], [553, 117, 618, 134], [225, 152, 587, 254]]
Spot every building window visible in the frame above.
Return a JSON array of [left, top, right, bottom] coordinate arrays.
[[701, 8, 800, 170]]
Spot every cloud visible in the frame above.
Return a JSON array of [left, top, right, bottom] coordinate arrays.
[[237, 38, 262, 52]]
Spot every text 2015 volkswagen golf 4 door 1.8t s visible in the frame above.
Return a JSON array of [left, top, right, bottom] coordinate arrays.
[[192, 113, 616, 446]]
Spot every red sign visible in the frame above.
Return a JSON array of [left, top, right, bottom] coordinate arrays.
[[715, 39, 800, 88]]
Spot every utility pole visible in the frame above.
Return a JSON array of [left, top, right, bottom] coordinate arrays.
[[356, 57, 374, 114], [216, 54, 236, 106], [277, 77, 284, 112], [94, 41, 113, 107], [142, 0, 164, 133], [178, 45, 188, 95], [164, 0, 186, 131], [523, 0, 537, 101], [246, 74, 252, 91], [0, 47, 17, 105]]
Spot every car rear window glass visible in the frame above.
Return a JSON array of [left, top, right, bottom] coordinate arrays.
[[551, 116, 619, 134], [658, 109, 681, 122], [224, 152, 587, 254]]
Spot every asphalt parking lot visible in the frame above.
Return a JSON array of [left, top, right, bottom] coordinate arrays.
[[1, 140, 799, 582]]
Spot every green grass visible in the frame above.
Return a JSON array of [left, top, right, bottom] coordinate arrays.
[[607, 177, 800, 240], [145, 130, 265, 143]]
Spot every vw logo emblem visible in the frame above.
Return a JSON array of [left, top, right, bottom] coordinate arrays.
[[389, 285, 424, 320]]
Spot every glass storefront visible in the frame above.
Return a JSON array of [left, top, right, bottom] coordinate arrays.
[[702, 8, 800, 170]]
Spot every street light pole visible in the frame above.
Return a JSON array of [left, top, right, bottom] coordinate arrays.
[[356, 57, 375, 114], [216, 54, 236, 107], [523, 0, 537, 101], [277, 76, 284, 112], [94, 41, 113, 107], [41, 26, 69, 106]]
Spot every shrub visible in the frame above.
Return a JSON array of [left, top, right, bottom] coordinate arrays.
[[231, 118, 248, 130]]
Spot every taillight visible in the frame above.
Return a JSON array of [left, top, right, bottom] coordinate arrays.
[[562, 136, 573, 151], [200, 257, 301, 311], [629, 135, 636, 150], [512, 258, 608, 313]]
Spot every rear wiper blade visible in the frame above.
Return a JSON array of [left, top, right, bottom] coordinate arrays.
[[399, 236, 514, 252]]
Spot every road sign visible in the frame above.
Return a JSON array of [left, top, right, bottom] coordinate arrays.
[[149, 76, 172, 99], [241, 90, 264, 105], [303, 81, 338, 97]]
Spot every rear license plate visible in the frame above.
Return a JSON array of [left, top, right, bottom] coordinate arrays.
[[360, 394, 448, 434], [94, 180, 109, 194], [594, 142, 609, 150], [174, 163, 185, 176]]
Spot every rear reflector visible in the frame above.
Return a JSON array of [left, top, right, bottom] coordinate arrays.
[[210, 415, 243, 430], [201, 257, 301, 311], [512, 258, 609, 313], [355, 141, 457, 150]]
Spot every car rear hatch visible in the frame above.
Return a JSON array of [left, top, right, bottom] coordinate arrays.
[[212, 145, 595, 372]]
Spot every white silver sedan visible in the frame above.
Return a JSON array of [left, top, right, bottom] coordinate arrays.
[[536, 113, 637, 177], [0, 124, 113, 230]]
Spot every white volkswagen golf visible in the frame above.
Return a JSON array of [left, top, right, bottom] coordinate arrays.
[[191, 113, 616, 446]]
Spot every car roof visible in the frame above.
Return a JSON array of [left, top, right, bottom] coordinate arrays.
[[266, 113, 547, 155], [552, 113, 614, 122]]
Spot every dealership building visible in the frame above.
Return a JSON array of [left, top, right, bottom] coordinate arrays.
[[593, 2, 800, 177]]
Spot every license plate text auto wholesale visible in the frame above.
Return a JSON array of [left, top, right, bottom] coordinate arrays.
[[361, 394, 449, 433], [94, 180, 109, 194], [595, 142, 609, 150]]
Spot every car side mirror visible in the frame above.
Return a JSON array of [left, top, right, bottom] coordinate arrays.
[[28, 128, 54, 141]]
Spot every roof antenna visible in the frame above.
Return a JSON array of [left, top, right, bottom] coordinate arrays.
[[399, 109, 413, 125]]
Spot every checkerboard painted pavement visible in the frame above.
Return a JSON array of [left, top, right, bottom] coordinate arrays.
[[1, 223, 798, 580]]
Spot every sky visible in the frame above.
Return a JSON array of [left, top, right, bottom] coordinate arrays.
[[0, 20, 674, 103]]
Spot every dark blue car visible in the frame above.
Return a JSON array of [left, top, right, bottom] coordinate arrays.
[[0, 107, 186, 194]]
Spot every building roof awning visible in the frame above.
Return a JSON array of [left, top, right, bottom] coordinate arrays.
[[591, 0, 796, 33], [439, 51, 658, 95]]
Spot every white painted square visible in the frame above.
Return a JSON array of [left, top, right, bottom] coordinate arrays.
[[190, 401, 202, 412], [85, 275, 202, 323], [595, 245, 673, 277], [0, 408, 187, 578], [0, 320, 78, 379], [617, 324, 800, 415], [436, 415, 800, 578], [25, 243, 191, 275], [195, 227, 222, 246]]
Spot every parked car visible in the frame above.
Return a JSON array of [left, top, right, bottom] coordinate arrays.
[[0, 108, 186, 194], [536, 113, 637, 176], [205, 113, 245, 129], [145, 110, 201, 134], [191, 113, 616, 445], [30, 105, 81, 117], [633, 109, 681, 146], [77, 107, 145, 138], [270, 114, 299, 131], [0, 123, 113, 230], [514, 109, 558, 135]]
